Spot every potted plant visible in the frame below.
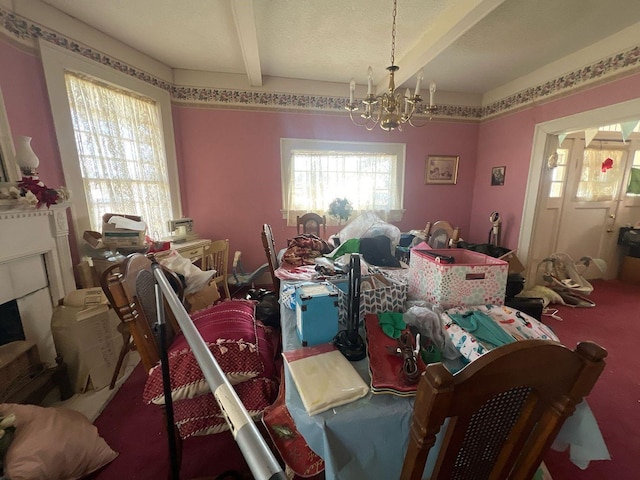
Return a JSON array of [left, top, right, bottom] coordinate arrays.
[[328, 198, 353, 225]]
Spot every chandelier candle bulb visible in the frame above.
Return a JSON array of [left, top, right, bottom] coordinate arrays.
[[350, 79, 355, 104], [429, 81, 436, 107], [367, 66, 373, 95], [415, 70, 423, 97]]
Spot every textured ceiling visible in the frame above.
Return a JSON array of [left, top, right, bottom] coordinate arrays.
[[40, 0, 640, 99]]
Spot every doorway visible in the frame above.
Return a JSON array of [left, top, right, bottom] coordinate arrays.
[[518, 98, 640, 285]]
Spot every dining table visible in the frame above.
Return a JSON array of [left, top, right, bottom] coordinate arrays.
[[279, 280, 610, 479]]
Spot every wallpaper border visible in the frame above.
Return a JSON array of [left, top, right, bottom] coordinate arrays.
[[2, 6, 639, 122]]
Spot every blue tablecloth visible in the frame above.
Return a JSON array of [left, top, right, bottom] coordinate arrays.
[[280, 283, 609, 479]]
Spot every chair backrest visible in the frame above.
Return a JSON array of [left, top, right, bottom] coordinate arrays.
[[100, 253, 184, 372], [261, 224, 280, 294], [202, 239, 230, 299], [427, 220, 461, 248], [401, 339, 607, 480], [296, 213, 326, 236]]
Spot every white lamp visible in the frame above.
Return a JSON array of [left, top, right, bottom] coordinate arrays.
[[14, 136, 39, 176]]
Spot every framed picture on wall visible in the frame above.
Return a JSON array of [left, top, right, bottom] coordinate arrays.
[[425, 155, 459, 185], [491, 166, 506, 186]]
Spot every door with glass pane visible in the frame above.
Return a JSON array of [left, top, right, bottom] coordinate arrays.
[[532, 133, 640, 280]]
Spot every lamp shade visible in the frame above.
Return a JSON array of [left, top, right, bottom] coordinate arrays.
[[14, 136, 39, 176]]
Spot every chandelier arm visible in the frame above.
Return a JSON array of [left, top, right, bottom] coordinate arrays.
[[348, 107, 379, 130], [407, 114, 434, 128]]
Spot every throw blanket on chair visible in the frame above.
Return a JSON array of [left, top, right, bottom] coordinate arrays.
[[282, 234, 332, 267]]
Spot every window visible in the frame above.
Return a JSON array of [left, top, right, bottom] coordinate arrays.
[[576, 148, 625, 201], [549, 148, 569, 198], [64, 72, 173, 237], [40, 41, 181, 242], [281, 139, 405, 224]]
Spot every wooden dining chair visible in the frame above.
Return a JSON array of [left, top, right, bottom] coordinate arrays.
[[202, 238, 231, 300], [100, 262, 135, 389], [100, 253, 184, 373], [400, 339, 607, 480], [261, 224, 280, 295], [296, 213, 326, 236], [426, 220, 461, 248]]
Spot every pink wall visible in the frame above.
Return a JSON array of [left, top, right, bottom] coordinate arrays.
[[172, 107, 479, 270], [0, 41, 64, 186], [0, 39, 80, 261], [4, 32, 639, 276], [470, 73, 640, 249]]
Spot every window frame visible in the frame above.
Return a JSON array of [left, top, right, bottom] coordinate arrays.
[[39, 40, 181, 243], [280, 138, 406, 225]]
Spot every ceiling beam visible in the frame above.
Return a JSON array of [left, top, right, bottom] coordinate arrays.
[[231, 0, 262, 87], [379, 0, 507, 91]]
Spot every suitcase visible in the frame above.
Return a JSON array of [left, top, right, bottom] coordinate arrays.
[[295, 282, 340, 346]]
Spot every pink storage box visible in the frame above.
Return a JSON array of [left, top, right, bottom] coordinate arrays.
[[408, 249, 508, 308]]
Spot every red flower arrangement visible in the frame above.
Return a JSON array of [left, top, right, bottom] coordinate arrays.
[[15, 176, 68, 208]]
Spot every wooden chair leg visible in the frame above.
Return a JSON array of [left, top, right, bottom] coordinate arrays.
[[109, 325, 131, 389]]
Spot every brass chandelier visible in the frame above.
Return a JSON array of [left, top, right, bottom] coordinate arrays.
[[345, 0, 437, 132]]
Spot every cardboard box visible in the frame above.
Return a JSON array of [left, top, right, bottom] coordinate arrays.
[[619, 255, 640, 284], [499, 250, 525, 274], [185, 281, 221, 313], [51, 291, 122, 393], [408, 249, 508, 308], [102, 213, 146, 247]]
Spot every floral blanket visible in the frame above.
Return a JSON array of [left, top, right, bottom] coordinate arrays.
[[282, 234, 332, 267]]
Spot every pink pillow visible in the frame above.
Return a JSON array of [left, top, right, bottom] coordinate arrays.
[[143, 299, 277, 404], [0, 403, 117, 480], [172, 377, 278, 438]]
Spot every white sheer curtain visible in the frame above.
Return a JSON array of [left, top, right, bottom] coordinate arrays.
[[65, 72, 173, 237], [576, 148, 625, 201], [282, 145, 405, 225]]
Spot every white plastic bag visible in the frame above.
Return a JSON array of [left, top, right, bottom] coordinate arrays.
[[337, 212, 401, 248], [156, 249, 215, 295]]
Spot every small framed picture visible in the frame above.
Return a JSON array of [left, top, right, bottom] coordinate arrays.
[[425, 155, 459, 185], [491, 166, 506, 186]]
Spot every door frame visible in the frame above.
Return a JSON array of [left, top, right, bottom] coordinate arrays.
[[518, 97, 640, 284]]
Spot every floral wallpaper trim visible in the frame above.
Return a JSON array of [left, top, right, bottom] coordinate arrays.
[[481, 47, 640, 119], [1, 6, 639, 120]]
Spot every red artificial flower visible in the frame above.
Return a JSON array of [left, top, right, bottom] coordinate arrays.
[[17, 176, 60, 208]]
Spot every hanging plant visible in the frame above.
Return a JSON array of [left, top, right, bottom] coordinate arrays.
[[327, 198, 353, 225]]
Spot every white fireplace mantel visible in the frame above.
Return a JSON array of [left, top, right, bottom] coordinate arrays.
[[0, 203, 75, 365]]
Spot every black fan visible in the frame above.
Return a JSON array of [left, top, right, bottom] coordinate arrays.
[[333, 254, 366, 361]]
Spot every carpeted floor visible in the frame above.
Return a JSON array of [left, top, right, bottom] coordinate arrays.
[[90, 279, 639, 479], [89, 363, 256, 480], [543, 279, 640, 480]]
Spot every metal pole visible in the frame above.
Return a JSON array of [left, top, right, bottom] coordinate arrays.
[[155, 282, 180, 480], [151, 264, 287, 480]]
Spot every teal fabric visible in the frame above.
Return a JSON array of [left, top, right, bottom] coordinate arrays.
[[447, 310, 515, 349], [378, 312, 406, 339], [627, 167, 640, 195]]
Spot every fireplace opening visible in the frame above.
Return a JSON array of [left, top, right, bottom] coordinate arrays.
[[0, 299, 26, 347]]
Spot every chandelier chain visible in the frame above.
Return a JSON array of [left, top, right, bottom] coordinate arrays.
[[390, 0, 397, 67]]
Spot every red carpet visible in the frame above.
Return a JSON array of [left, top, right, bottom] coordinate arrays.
[[89, 364, 254, 480], [543, 279, 640, 480], [89, 279, 639, 479]]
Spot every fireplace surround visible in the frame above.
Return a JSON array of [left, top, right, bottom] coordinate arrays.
[[0, 203, 75, 366]]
